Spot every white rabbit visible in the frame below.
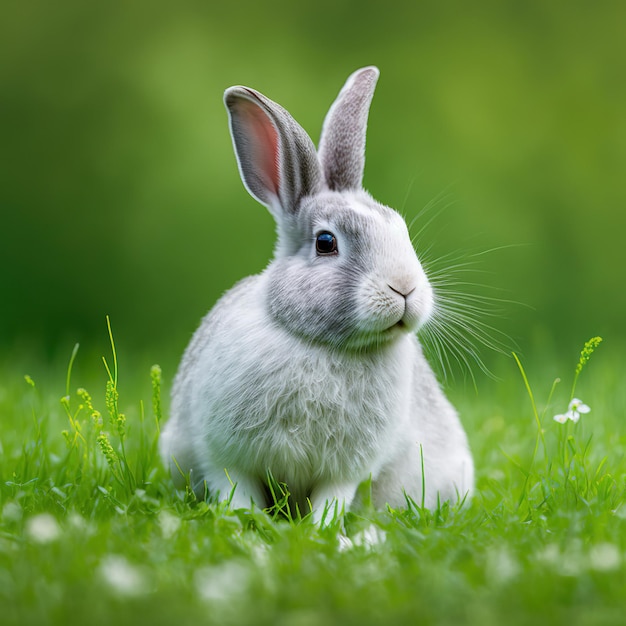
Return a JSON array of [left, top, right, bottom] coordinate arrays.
[[160, 66, 474, 519]]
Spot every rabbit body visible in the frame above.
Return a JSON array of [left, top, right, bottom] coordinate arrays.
[[160, 68, 474, 516]]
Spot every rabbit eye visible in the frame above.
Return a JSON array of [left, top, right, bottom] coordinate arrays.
[[315, 231, 338, 255]]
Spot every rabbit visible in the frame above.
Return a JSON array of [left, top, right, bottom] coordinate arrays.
[[159, 66, 474, 520]]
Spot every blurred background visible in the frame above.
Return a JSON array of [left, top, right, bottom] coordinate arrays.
[[1, 0, 624, 378]]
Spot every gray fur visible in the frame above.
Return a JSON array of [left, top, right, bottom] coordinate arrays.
[[318, 66, 379, 191], [160, 67, 474, 519], [225, 87, 322, 217]]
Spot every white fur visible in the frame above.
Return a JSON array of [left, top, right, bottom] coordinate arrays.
[[162, 272, 473, 514], [159, 67, 474, 519]]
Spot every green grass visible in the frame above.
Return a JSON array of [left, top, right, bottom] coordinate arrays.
[[1, 334, 625, 626]]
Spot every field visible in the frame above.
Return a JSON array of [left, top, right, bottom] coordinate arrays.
[[2, 3, 625, 623], [1, 334, 624, 626]]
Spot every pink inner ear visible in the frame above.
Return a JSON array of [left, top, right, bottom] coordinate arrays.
[[237, 99, 280, 196]]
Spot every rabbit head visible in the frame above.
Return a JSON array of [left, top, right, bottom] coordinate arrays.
[[224, 67, 433, 350]]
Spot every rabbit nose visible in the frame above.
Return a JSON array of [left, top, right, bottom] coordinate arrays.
[[387, 283, 417, 299]]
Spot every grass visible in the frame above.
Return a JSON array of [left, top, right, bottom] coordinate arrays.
[[1, 332, 625, 626]]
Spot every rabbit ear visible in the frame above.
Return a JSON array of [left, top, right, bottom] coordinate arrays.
[[224, 86, 322, 216], [318, 66, 380, 192]]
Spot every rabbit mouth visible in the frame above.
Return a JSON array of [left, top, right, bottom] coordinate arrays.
[[385, 317, 412, 335], [386, 310, 421, 334]]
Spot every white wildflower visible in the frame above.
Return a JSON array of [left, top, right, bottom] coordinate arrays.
[[536, 542, 584, 576], [2, 501, 23, 523], [536, 543, 561, 566], [486, 546, 520, 583], [26, 513, 61, 544], [553, 397, 591, 424], [158, 510, 181, 539], [67, 512, 94, 535], [589, 543, 621, 572], [553, 412, 570, 424], [99, 555, 149, 597], [194, 561, 250, 603]]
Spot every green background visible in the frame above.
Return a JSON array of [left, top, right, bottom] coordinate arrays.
[[2, 0, 624, 371]]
